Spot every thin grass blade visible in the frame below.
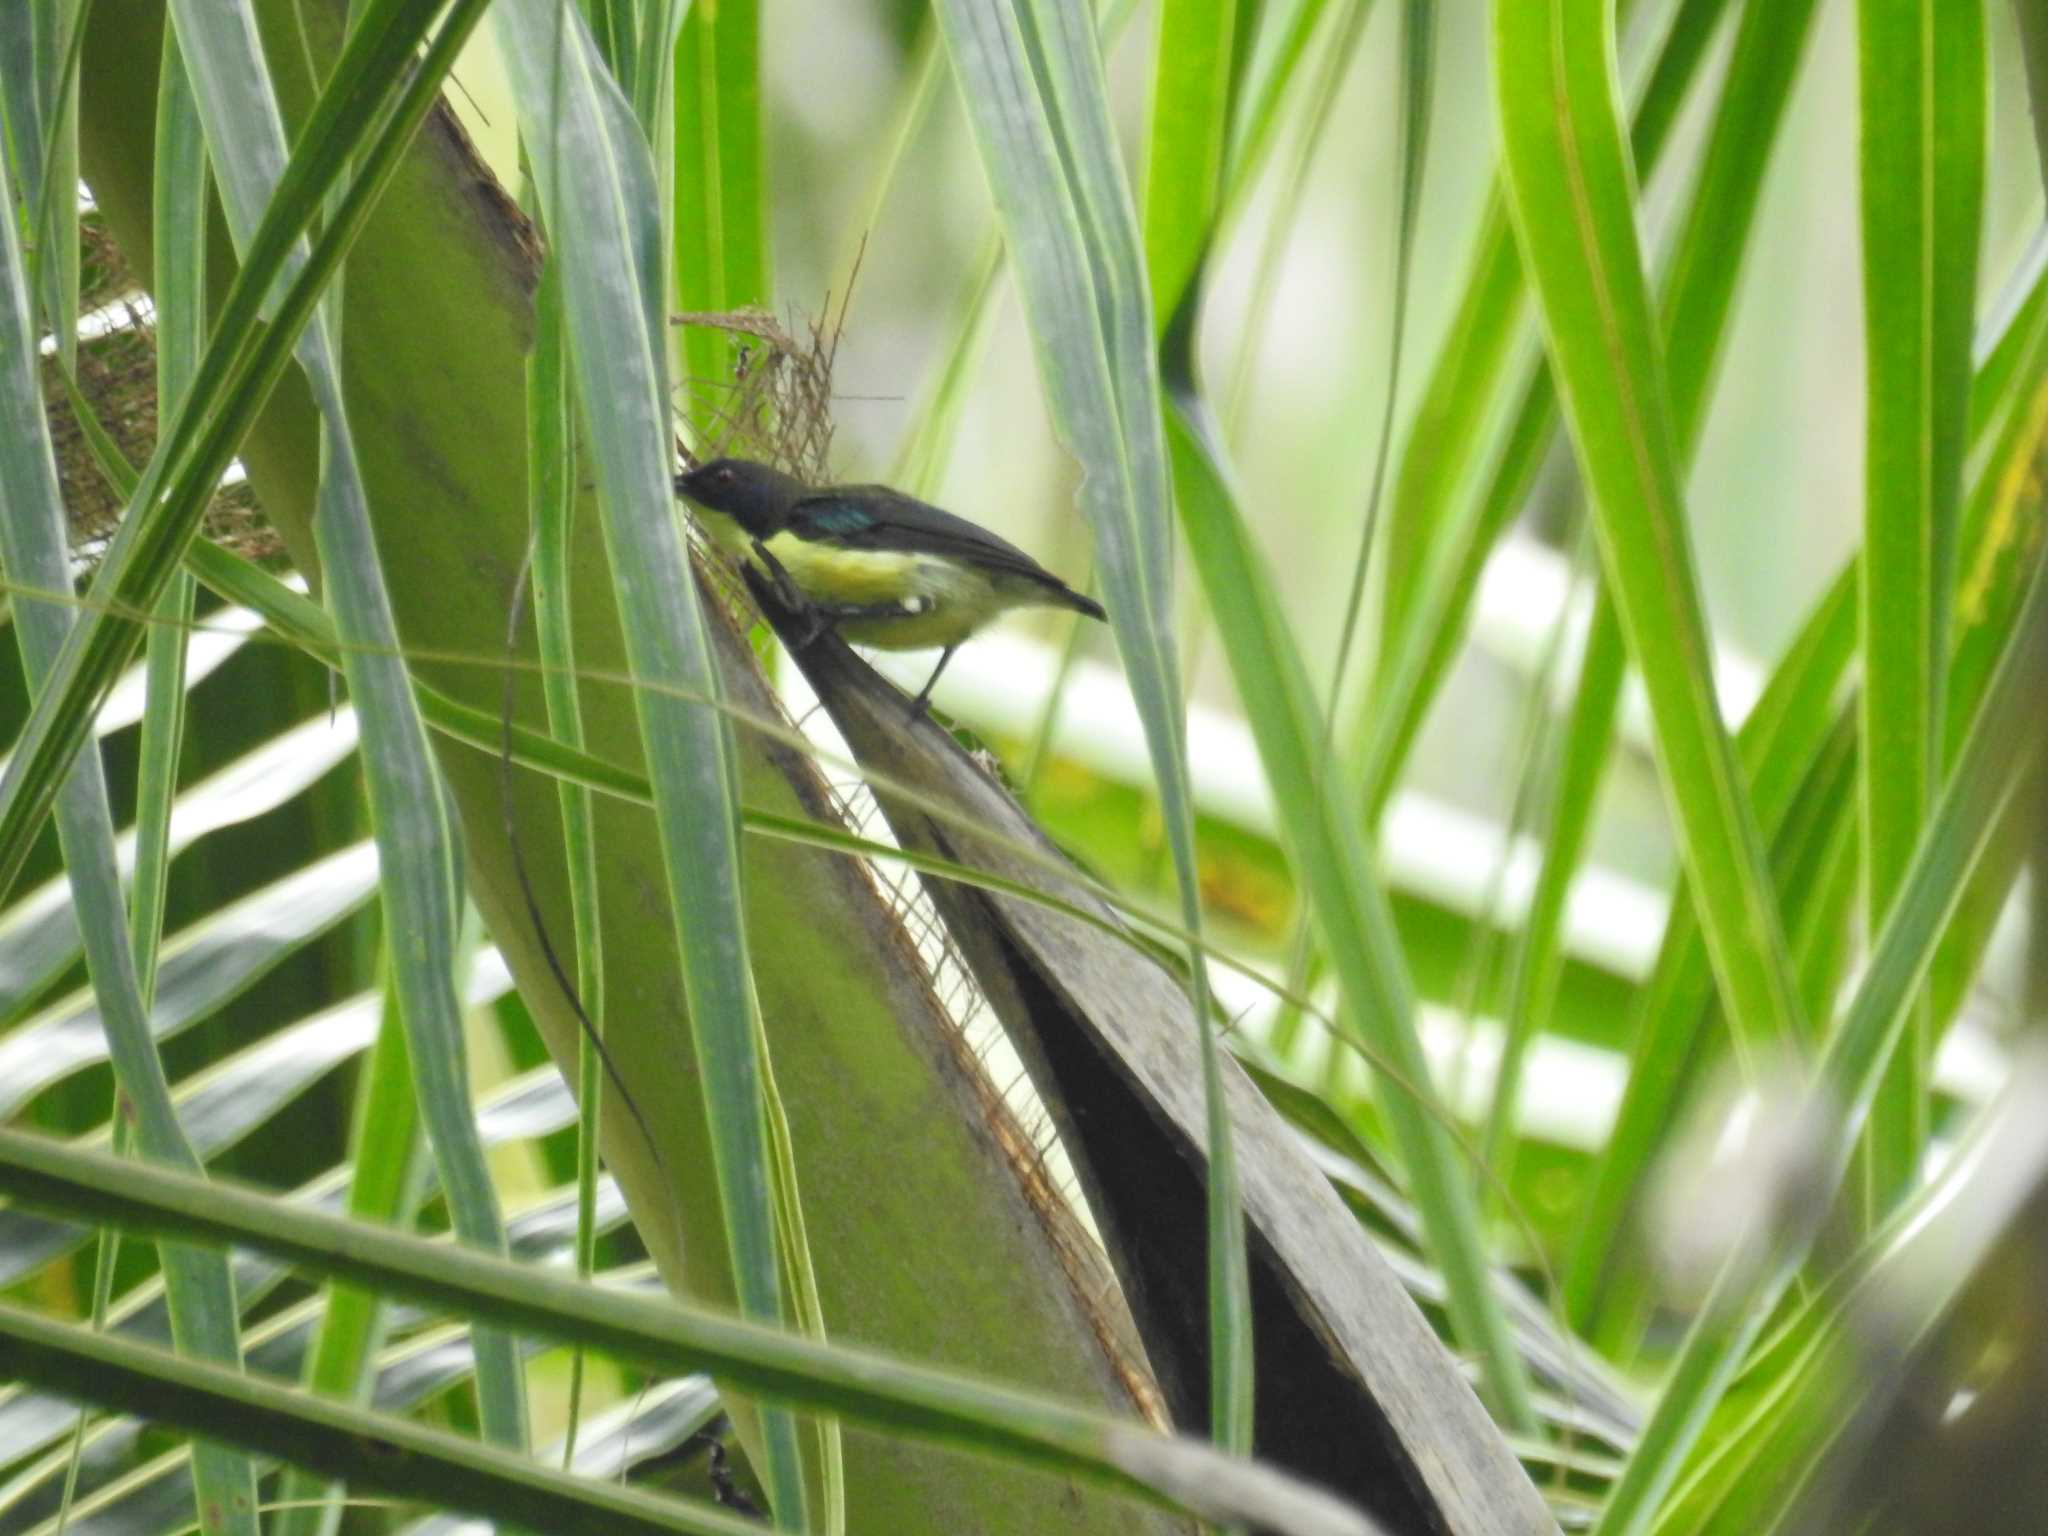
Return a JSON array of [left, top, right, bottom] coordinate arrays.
[[1494, 0, 1829, 1312], [525, 216, 608, 1473], [0, 1305, 764, 1536], [133, 0, 208, 1024], [1326, 0, 1432, 720], [1480, 595, 1623, 1186], [27, 0, 82, 376], [1164, 390, 1541, 1432]]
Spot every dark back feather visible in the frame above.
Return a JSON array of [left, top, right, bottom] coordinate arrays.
[[790, 485, 1105, 618]]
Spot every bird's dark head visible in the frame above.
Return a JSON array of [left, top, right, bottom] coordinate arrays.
[[673, 457, 806, 537]]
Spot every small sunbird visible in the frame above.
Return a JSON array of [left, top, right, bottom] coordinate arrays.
[[675, 456, 1107, 714]]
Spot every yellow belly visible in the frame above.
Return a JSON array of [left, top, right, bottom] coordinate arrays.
[[704, 514, 1016, 651], [835, 601, 988, 651], [763, 531, 927, 609], [823, 547, 1005, 650]]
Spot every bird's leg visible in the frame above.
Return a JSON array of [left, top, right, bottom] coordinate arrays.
[[907, 644, 958, 721]]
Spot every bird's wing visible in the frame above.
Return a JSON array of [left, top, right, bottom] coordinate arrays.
[[789, 485, 1068, 589]]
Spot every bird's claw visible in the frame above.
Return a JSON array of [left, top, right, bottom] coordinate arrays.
[[751, 540, 809, 615], [793, 608, 832, 648], [750, 541, 835, 646]]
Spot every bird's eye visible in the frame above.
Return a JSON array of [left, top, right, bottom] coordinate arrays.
[[716, 466, 735, 482]]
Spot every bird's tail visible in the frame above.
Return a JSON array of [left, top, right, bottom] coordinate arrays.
[[1061, 586, 1108, 622]]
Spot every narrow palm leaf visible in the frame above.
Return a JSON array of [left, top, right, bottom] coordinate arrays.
[[1855, 0, 1985, 1213], [167, 0, 528, 1451], [1139, 0, 1253, 1450], [0, 72, 258, 1536], [492, 2, 803, 1520], [1589, 535, 2048, 1535], [0, 0, 482, 902], [0, 1127, 1385, 1536], [1494, 0, 1803, 1087], [0, 1306, 764, 1536]]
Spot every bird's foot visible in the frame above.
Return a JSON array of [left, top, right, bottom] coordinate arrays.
[[751, 541, 810, 616], [791, 606, 832, 648], [750, 541, 839, 646], [905, 643, 958, 722]]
